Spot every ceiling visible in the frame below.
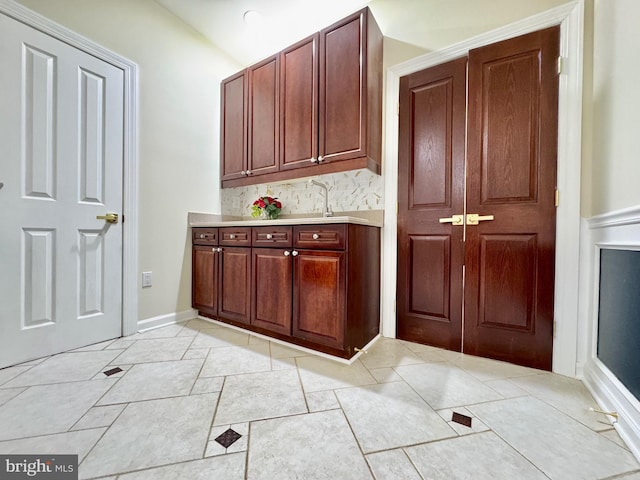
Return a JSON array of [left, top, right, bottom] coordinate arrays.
[[152, 0, 568, 67]]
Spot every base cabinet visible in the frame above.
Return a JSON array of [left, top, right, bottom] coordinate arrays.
[[252, 247, 293, 336], [293, 250, 345, 350], [192, 224, 380, 358], [218, 246, 251, 325]]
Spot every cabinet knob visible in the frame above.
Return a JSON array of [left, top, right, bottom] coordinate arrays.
[[246, 170, 252, 175], [230, 234, 235, 239], [291, 250, 299, 256], [241, 170, 246, 176], [266, 234, 273, 240], [217, 247, 223, 253], [212, 247, 216, 252], [310, 157, 317, 164], [283, 251, 291, 256], [200, 234, 205, 239], [317, 155, 324, 163], [312, 233, 320, 240]]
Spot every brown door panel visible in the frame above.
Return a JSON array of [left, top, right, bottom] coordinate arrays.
[[464, 26, 559, 370], [397, 57, 467, 351]]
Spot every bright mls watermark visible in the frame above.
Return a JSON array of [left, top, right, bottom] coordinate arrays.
[[1, 455, 78, 479]]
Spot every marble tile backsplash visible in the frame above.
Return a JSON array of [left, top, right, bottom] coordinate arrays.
[[221, 169, 384, 217]]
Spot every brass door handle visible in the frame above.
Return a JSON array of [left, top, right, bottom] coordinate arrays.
[[97, 213, 119, 224], [438, 214, 464, 226], [466, 213, 494, 225]]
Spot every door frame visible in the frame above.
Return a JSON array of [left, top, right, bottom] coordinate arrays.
[[383, 1, 584, 377], [0, 0, 139, 337]]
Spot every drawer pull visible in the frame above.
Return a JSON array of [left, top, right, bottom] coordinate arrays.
[[266, 234, 273, 240], [312, 233, 320, 240], [200, 234, 205, 239]]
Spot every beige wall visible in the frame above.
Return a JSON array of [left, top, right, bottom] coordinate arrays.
[[16, 0, 241, 322], [590, 0, 640, 216]]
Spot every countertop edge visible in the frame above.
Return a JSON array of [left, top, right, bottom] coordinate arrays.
[[188, 211, 383, 228]]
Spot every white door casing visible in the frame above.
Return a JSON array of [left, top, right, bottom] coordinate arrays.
[[382, 1, 584, 377], [0, 0, 139, 367]]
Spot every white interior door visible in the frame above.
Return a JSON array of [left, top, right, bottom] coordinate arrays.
[[0, 12, 124, 368]]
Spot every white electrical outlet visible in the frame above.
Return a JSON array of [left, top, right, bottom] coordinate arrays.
[[142, 271, 152, 288]]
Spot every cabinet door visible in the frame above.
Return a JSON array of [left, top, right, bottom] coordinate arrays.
[[192, 246, 218, 315], [248, 56, 279, 176], [319, 11, 365, 164], [221, 71, 247, 181], [252, 248, 293, 335], [219, 246, 251, 324], [280, 34, 318, 171], [293, 250, 345, 349]]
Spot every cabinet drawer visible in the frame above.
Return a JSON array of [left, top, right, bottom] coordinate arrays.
[[253, 226, 293, 247], [220, 227, 252, 246], [294, 225, 346, 250], [192, 228, 218, 245]]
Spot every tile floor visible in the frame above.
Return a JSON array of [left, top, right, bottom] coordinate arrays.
[[0, 318, 639, 480]]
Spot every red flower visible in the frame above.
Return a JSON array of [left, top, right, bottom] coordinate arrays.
[[258, 199, 266, 208], [275, 201, 282, 209]]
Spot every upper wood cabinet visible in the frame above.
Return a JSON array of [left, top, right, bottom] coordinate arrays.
[[220, 71, 247, 181], [221, 56, 280, 181], [248, 55, 280, 177], [280, 34, 319, 172], [221, 7, 382, 188], [318, 8, 382, 169]]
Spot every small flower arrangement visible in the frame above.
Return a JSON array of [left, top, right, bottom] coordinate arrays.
[[251, 196, 282, 220]]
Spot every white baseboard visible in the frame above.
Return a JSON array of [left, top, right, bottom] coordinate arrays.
[[583, 358, 640, 461], [137, 309, 198, 332], [197, 315, 381, 365]]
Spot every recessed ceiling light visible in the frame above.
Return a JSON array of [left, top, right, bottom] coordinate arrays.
[[243, 10, 263, 27]]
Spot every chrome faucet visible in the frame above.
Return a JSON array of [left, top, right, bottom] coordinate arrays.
[[308, 179, 333, 217]]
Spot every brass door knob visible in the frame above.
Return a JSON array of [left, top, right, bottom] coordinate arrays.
[[466, 214, 495, 225], [438, 214, 464, 226], [97, 213, 119, 224]]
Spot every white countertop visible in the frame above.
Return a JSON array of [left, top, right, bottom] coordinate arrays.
[[188, 210, 383, 228]]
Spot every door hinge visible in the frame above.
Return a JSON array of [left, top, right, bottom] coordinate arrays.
[[557, 56, 563, 75], [555, 189, 559, 207]]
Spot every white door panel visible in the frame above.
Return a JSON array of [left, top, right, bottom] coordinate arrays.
[[0, 13, 124, 367]]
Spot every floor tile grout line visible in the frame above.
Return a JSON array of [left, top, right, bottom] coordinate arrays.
[[332, 390, 382, 479], [205, 374, 227, 455], [465, 421, 554, 480], [244, 424, 252, 480], [399, 446, 427, 480], [599, 468, 640, 480], [190, 349, 212, 396], [76, 403, 129, 469], [293, 356, 312, 414], [525, 392, 616, 433]]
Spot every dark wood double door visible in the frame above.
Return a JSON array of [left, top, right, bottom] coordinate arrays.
[[397, 27, 559, 370]]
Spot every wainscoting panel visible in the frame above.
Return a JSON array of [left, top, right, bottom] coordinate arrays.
[[581, 205, 640, 462]]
